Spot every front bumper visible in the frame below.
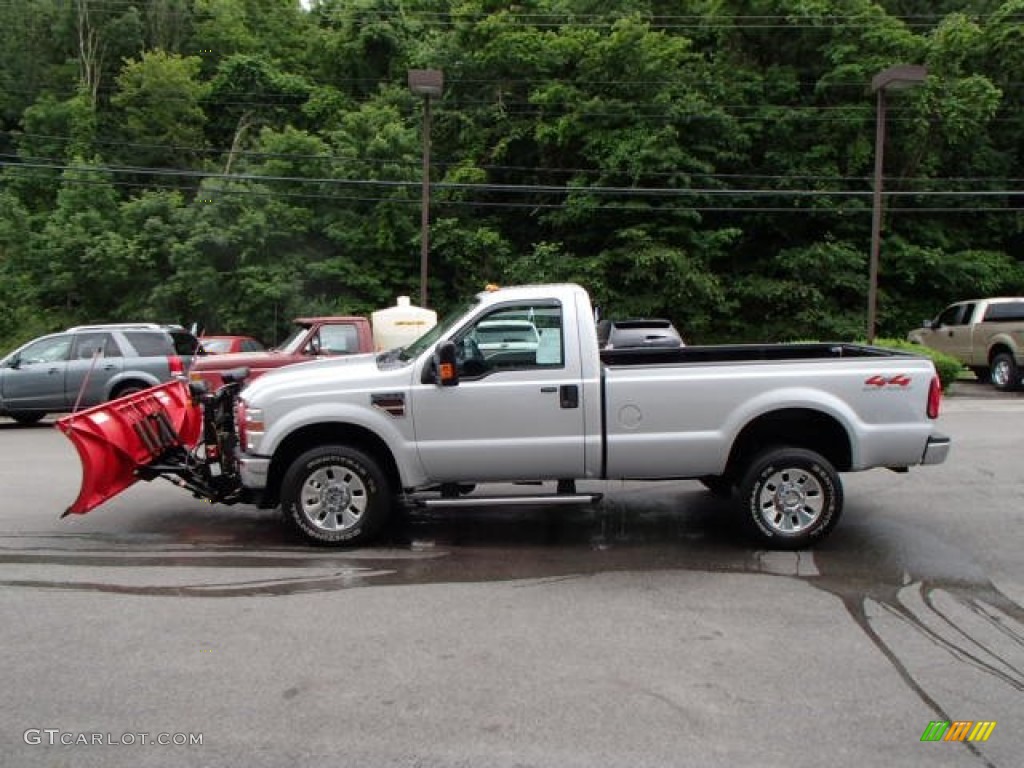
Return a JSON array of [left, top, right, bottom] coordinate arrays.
[[921, 433, 951, 465], [238, 453, 271, 489]]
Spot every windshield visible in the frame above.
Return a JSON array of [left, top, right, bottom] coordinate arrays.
[[396, 299, 479, 362], [277, 325, 311, 354]]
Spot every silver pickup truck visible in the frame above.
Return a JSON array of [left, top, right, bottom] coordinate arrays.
[[59, 283, 950, 550]]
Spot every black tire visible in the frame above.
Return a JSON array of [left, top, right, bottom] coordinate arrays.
[[280, 445, 391, 546], [969, 366, 990, 383], [698, 475, 734, 498], [10, 411, 45, 426], [989, 352, 1020, 392], [737, 447, 842, 549], [110, 383, 147, 400]]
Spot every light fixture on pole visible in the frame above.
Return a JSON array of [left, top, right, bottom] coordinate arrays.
[[408, 68, 444, 308], [866, 64, 927, 344]]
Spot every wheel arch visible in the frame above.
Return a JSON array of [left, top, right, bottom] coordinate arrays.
[[987, 342, 1017, 365], [724, 408, 852, 478], [262, 422, 401, 509], [106, 373, 160, 399]]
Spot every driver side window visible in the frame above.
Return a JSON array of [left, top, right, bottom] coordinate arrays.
[[936, 304, 966, 327], [19, 336, 72, 365], [454, 302, 564, 378]]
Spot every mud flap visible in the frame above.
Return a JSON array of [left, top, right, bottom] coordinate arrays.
[[55, 380, 202, 516]]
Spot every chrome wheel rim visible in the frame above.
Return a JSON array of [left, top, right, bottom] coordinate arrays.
[[299, 465, 367, 532], [992, 360, 1010, 388], [756, 467, 824, 534]]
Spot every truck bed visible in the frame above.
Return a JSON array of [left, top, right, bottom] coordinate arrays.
[[599, 342, 909, 366]]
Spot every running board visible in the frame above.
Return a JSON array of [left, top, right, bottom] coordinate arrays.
[[417, 493, 603, 509]]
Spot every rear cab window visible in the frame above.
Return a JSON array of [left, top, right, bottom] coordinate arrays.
[[982, 301, 1024, 322]]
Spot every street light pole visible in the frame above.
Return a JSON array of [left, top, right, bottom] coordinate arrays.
[[408, 68, 444, 308], [866, 64, 927, 344]]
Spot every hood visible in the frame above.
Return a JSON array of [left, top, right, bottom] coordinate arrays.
[[240, 353, 386, 402], [191, 349, 295, 371]]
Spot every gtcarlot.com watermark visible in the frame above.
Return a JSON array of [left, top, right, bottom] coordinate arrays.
[[24, 729, 203, 747]]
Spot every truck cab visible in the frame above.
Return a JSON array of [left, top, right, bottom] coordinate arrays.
[[189, 316, 373, 389]]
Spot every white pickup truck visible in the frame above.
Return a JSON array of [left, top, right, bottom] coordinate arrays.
[[60, 283, 949, 550]]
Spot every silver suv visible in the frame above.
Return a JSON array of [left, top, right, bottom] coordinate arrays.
[[0, 323, 202, 425]]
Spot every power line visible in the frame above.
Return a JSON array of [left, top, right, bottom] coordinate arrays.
[[2, 167, 1014, 214], [2, 160, 1020, 209], [5, 136, 1024, 189]]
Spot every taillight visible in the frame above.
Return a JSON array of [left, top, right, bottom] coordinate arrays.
[[168, 355, 184, 377], [927, 375, 942, 419]]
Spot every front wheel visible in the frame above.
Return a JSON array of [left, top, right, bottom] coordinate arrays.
[[280, 445, 391, 546], [737, 447, 842, 549], [10, 411, 45, 426], [989, 353, 1020, 392]]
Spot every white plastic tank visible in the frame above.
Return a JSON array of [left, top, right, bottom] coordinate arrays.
[[372, 296, 437, 351]]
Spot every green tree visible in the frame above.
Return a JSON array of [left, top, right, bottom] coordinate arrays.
[[110, 51, 209, 169], [29, 161, 135, 323]]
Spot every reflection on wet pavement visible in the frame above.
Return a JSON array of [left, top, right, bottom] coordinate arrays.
[[1, 484, 1021, 768]]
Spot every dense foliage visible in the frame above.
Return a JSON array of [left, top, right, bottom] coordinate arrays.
[[1, 0, 1022, 349]]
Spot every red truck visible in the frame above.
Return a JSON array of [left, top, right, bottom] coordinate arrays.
[[189, 316, 373, 389]]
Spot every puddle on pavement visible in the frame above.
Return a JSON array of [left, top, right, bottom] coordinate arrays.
[[2, 487, 1022, 765], [0, 493, 757, 595]]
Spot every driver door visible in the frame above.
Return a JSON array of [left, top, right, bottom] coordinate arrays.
[[411, 300, 587, 482], [2, 334, 72, 410]]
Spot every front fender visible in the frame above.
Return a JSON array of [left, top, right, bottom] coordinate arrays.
[[259, 401, 426, 487]]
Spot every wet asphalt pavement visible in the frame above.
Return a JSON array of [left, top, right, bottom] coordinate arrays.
[[0, 385, 1021, 767]]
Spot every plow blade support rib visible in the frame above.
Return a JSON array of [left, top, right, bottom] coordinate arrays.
[[55, 380, 202, 516]]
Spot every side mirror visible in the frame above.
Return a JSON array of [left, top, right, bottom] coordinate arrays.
[[6, 355, 21, 370], [433, 341, 459, 387], [922, 319, 935, 329]]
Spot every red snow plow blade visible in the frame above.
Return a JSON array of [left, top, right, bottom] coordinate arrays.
[[56, 380, 202, 516]]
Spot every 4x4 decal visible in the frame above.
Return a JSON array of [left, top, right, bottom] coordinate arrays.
[[865, 374, 912, 388]]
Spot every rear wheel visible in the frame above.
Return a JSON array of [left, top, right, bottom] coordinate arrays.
[[10, 411, 45, 426], [280, 445, 391, 546], [989, 353, 1020, 392], [737, 447, 842, 549], [110, 383, 147, 400]]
